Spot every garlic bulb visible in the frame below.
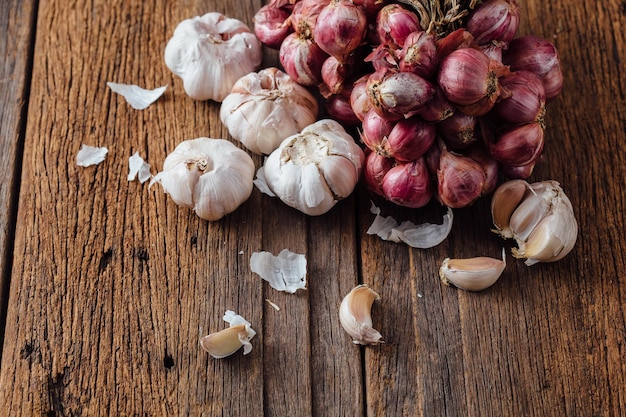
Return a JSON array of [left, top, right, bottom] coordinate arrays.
[[258, 119, 365, 216], [164, 12, 263, 102], [150, 138, 255, 221], [339, 284, 383, 345], [220, 67, 319, 155], [491, 179, 578, 265]]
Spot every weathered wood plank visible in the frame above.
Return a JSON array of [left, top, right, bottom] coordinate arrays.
[[0, 0, 364, 415], [0, 0, 271, 415], [0, 0, 37, 354], [361, 1, 626, 416]]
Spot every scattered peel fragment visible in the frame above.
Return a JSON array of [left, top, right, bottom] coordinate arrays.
[[250, 249, 307, 293], [253, 166, 276, 197], [76, 144, 108, 167], [367, 202, 454, 248], [107, 82, 167, 110], [200, 310, 256, 358], [128, 152, 152, 183], [265, 299, 281, 311]]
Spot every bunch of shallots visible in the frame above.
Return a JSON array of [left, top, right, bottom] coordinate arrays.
[[254, 0, 564, 208]]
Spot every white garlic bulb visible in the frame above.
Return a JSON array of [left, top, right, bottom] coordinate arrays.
[[258, 119, 365, 216], [491, 179, 578, 266], [220, 67, 319, 155], [164, 12, 263, 102], [150, 138, 255, 221]]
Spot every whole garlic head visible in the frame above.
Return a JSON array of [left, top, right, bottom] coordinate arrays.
[[220, 67, 319, 155], [150, 138, 255, 221], [164, 12, 263, 102], [259, 119, 365, 216], [491, 179, 578, 265]]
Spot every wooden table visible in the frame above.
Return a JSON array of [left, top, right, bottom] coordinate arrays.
[[0, 1, 624, 415]]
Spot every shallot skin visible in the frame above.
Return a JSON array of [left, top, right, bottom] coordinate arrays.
[[314, 0, 368, 62]]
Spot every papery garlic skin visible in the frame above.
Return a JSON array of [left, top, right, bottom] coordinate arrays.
[[339, 284, 383, 345], [491, 180, 578, 265], [439, 249, 506, 291], [164, 13, 262, 102], [261, 119, 365, 216], [150, 138, 255, 221], [220, 68, 319, 155]]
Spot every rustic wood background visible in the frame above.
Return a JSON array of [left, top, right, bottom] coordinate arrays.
[[0, 0, 624, 416]]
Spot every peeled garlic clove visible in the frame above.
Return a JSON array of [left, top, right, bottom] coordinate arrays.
[[150, 138, 255, 221], [200, 324, 250, 359], [439, 249, 506, 291], [339, 284, 383, 345]]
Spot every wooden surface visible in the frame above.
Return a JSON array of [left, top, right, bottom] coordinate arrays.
[[0, 0, 624, 416]]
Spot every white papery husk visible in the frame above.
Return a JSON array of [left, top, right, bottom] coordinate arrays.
[[164, 12, 262, 102], [250, 249, 307, 293], [76, 144, 108, 167], [128, 152, 151, 183], [260, 119, 365, 216], [367, 202, 454, 248], [150, 138, 254, 221], [220, 67, 319, 155], [107, 82, 167, 110]]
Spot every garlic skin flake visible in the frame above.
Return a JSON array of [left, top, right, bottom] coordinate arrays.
[[367, 202, 454, 248], [107, 82, 167, 110], [76, 144, 108, 167], [128, 152, 151, 183], [220, 67, 319, 155], [164, 12, 263, 102], [439, 249, 506, 291], [200, 310, 256, 359], [150, 138, 255, 221], [339, 285, 383, 346], [261, 119, 365, 216], [491, 180, 578, 266], [250, 249, 307, 293]]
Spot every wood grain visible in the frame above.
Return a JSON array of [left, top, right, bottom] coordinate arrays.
[[360, 1, 626, 416], [0, 0, 36, 355], [0, 0, 625, 416]]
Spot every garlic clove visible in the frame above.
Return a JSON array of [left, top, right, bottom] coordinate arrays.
[[490, 179, 529, 238], [507, 190, 551, 242], [200, 310, 256, 359], [200, 324, 253, 359], [317, 155, 359, 198], [439, 249, 506, 291], [339, 284, 383, 345]]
